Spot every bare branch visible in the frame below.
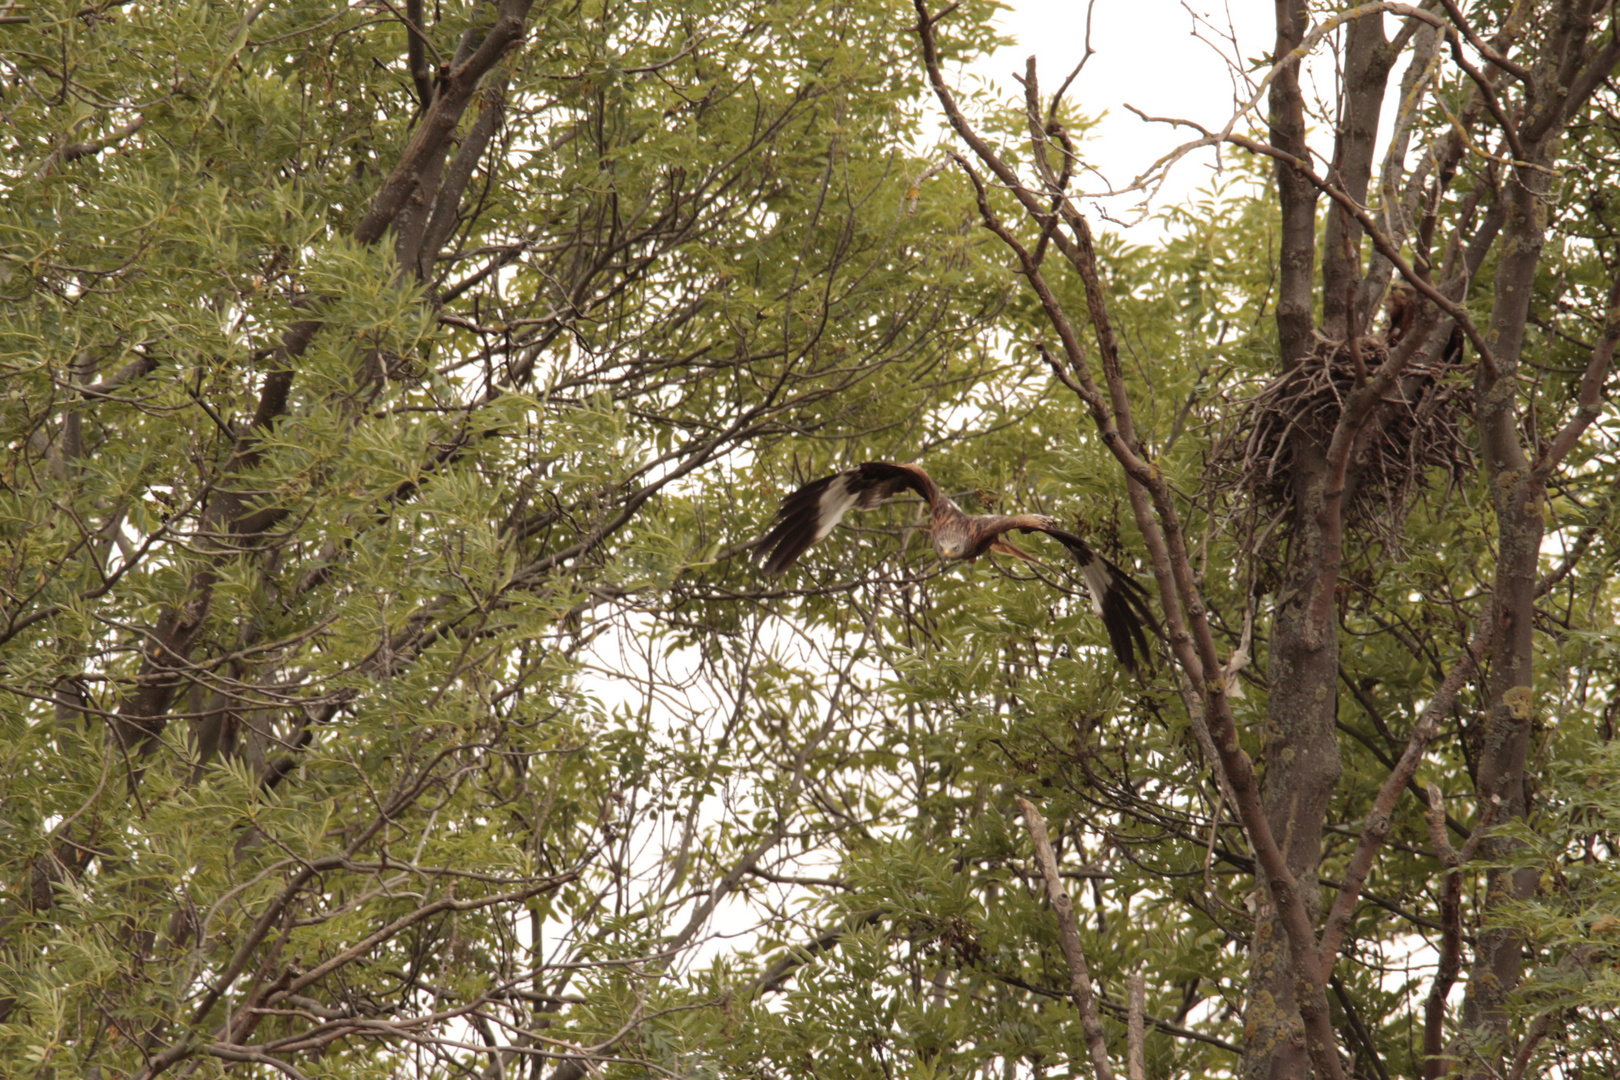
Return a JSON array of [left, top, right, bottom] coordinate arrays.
[[1537, 265, 1620, 477], [1016, 797, 1117, 1080], [1318, 602, 1496, 968]]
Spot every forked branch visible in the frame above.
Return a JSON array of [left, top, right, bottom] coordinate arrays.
[[914, 7, 1347, 1078]]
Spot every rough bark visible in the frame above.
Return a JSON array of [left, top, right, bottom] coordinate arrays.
[[1242, 6, 1347, 1078], [1456, 153, 1548, 1079], [1269, 0, 1318, 371], [1321, 13, 1393, 340]]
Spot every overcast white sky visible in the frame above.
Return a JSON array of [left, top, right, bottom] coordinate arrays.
[[966, 1, 1285, 236]]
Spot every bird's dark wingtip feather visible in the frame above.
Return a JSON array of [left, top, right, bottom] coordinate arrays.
[[1100, 585, 1154, 675], [1042, 527, 1158, 673], [757, 528, 810, 576], [755, 519, 809, 576], [755, 474, 839, 575]]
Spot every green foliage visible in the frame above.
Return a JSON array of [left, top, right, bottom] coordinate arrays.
[[3, 2, 1620, 1079], [0, 0, 1018, 1075]]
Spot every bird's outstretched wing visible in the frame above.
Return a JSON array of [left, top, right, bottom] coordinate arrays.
[[757, 462, 934, 576], [1033, 526, 1157, 674]]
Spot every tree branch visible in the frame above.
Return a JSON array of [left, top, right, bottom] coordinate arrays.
[[1016, 798, 1116, 1080]]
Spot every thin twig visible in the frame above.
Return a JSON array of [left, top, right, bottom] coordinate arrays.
[[1127, 969, 1146, 1080]]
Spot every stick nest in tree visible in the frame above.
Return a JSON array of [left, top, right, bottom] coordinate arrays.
[[1214, 336, 1473, 534]]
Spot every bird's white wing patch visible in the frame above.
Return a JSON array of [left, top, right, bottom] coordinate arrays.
[[1075, 553, 1111, 617], [812, 472, 863, 544]]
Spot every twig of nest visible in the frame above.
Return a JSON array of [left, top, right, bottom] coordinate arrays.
[[1212, 334, 1474, 541]]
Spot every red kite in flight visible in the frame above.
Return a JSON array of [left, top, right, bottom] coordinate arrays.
[[757, 462, 1154, 672]]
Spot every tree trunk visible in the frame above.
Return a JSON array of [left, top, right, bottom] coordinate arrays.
[[1241, 6, 1344, 1077]]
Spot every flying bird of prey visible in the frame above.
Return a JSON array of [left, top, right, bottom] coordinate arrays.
[[756, 461, 1155, 672]]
